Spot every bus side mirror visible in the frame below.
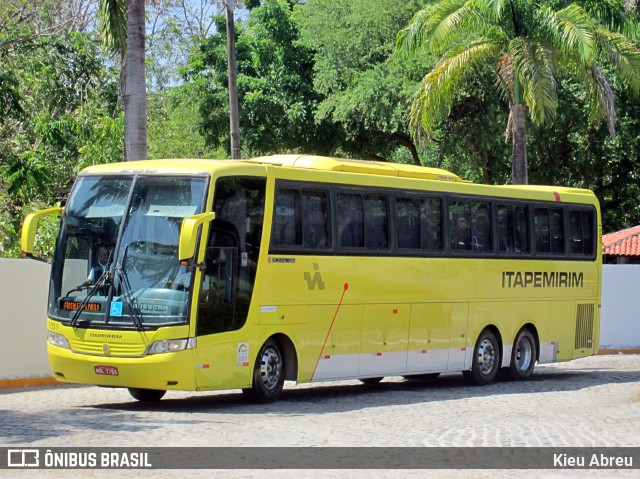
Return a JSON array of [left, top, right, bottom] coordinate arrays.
[[179, 212, 216, 263], [21, 207, 63, 258]]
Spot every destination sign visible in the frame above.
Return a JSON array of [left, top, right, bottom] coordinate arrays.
[[61, 301, 102, 312]]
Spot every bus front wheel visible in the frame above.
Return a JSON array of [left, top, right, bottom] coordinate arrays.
[[464, 329, 500, 386], [243, 339, 285, 403], [127, 388, 166, 402]]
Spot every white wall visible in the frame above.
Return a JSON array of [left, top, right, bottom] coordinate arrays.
[[600, 264, 640, 349], [0, 260, 637, 381], [0, 259, 51, 380]]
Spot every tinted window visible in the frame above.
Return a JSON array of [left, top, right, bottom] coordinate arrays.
[[450, 200, 492, 252], [272, 189, 301, 246], [497, 204, 530, 254], [337, 193, 364, 248], [568, 209, 595, 256], [302, 190, 330, 248], [535, 207, 564, 254], [396, 196, 442, 251], [364, 195, 388, 249]]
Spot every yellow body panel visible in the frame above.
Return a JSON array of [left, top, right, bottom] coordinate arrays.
[[37, 156, 601, 393]]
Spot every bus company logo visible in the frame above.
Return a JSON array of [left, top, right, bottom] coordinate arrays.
[[103, 344, 111, 355], [502, 271, 584, 288], [304, 263, 325, 290], [8, 449, 39, 467]]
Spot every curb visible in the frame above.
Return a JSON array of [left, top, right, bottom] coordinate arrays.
[[597, 349, 640, 355], [0, 377, 58, 389]]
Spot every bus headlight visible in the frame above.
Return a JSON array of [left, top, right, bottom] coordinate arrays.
[[47, 331, 71, 349], [147, 338, 196, 355]]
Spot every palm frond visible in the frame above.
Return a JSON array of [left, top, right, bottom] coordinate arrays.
[[484, 0, 511, 23], [495, 53, 513, 104], [397, 8, 433, 56], [595, 28, 640, 94], [509, 38, 558, 125], [538, 4, 595, 63], [586, 63, 617, 137], [397, 0, 479, 55], [409, 40, 498, 141], [98, 0, 127, 57]]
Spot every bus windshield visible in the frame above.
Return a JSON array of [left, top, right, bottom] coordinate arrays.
[[48, 175, 208, 328]]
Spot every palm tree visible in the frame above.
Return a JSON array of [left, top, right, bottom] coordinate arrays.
[[99, 0, 147, 161], [398, 0, 640, 184]]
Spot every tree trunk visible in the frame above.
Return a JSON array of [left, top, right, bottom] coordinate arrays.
[[226, 1, 241, 159], [511, 103, 527, 185], [123, 0, 147, 161]]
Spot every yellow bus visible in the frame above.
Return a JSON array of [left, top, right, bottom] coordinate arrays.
[[22, 155, 601, 402]]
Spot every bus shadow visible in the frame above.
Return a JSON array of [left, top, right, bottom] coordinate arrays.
[[88, 364, 640, 415], [3, 364, 637, 444]]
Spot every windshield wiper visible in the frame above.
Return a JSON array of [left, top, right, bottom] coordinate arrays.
[[113, 266, 144, 331], [69, 270, 111, 328]]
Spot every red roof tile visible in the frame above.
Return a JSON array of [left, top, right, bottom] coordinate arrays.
[[603, 225, 640, 256]]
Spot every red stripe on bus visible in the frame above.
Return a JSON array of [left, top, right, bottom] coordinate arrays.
[[311, 283, 349, 381]]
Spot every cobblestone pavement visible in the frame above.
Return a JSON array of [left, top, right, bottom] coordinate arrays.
[[1, 354, 639, 478]]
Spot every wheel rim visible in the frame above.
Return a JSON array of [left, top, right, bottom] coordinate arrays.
[[477, 338, 496, 375], [515, 335, 533, 371], [259, 346, 282, 391]]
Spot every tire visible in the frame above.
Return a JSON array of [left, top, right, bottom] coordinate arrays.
[[127, 388, 166, 402], [464, 329, 501, 386], [359, 377, 383, 385], [242, 339, 285, 403], [506, 328, 537, 380]]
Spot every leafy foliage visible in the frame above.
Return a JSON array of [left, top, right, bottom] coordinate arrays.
[[399, 0, 640, 183], [0, 33, 123, 257]]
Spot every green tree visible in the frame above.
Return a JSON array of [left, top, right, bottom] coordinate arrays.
[[398, 0, 640, 184], [189, 0, 337, 157], [296, 0, 427, 164], [0, 32, 122, 257]]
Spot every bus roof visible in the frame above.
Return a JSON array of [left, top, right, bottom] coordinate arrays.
[[78, 156, 596, 205], [248, 155, 466, 182]]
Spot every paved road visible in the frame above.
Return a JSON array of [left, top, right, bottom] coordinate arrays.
[[1, 354, 639, 478]]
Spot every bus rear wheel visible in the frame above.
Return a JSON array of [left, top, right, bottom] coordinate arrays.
[[242, 339, 285, 403], [464, 329, 500, 386], [127, 388, 166, 402], [506, 328, 537, 380]]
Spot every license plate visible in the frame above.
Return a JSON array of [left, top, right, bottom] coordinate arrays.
[[94, 365, 119, 376]]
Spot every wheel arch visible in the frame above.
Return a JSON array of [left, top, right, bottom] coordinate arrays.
[[269, 333, 298, 382], [481, 324, 503, 362]]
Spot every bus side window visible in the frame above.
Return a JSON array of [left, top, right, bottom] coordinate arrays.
[[550, 208, 564, 254], [421, 198, 442, 251], [569, 209, 594, 256], [272, 189, 301, 246], [471, 202, 491, 252], [396, 197, 420, 249], [364, 194, 388, 249], [534, 208, 551, 253], [498, 204, 529, 254], [302, 190, 330, 249], [337, 193, 364, 248], [449, 201, 472, 251]]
